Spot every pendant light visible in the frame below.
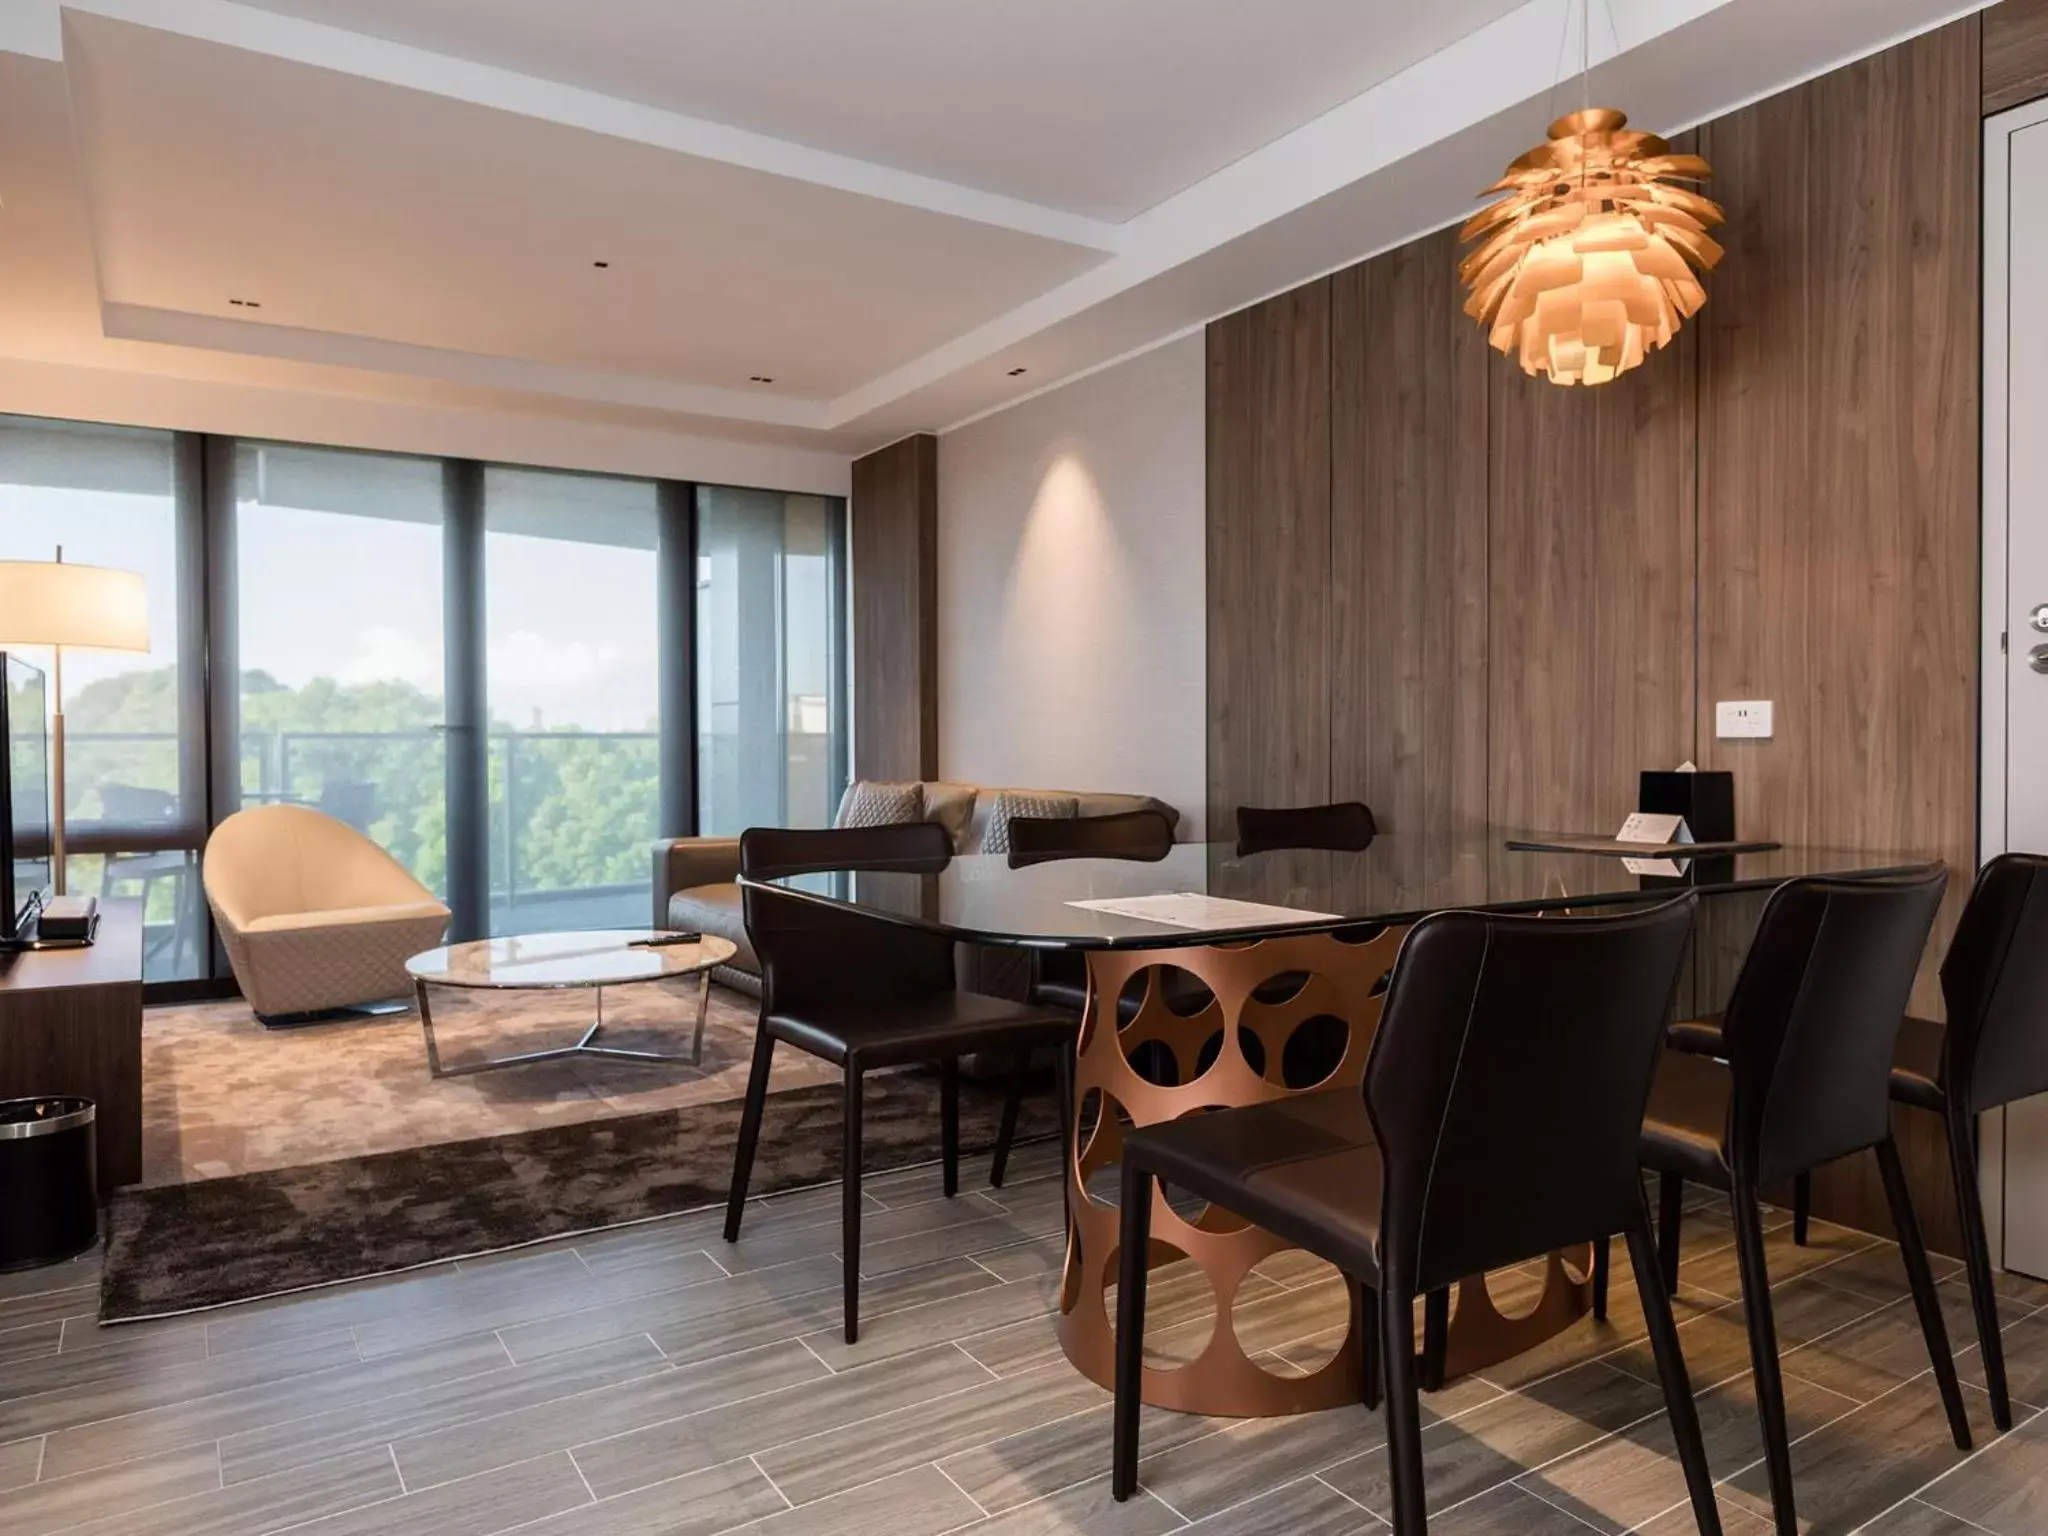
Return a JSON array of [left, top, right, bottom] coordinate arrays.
[[1459, 1, 1724, 386]]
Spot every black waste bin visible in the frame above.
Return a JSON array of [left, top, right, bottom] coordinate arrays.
[[0, 1098, 98, 1270]]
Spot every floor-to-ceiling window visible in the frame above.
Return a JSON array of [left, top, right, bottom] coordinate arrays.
[[0, 412, 844, 995], [231, 443, 449, 896], [0, 417, 205, 980], [482, 467, 660, 933], [696, 487, 847, 834]]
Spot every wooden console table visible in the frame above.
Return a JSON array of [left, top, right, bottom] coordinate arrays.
[[0, 900, 145, 1195]]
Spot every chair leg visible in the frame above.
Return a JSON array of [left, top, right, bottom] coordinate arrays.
[[723, 1025, 777, 1243], [1381, 1276, 1428, 1536], [1111, 1156, 1153, 1502], [1947, 1105, 2013, 1432], [1420, 1288, 1450, 1392], [1624, 1193, 1724, 1536], [1659, 1170, 1685, 1294], [940, 1057, 960, 1199], [990, 1057, 1026, 1189], [1732, 1179, 1798, 1536], [843, 1063, 865, 1345], [1876, 1133, 1972, 1451], [1357, 1283, 1383, 1410], [1592, 1236, 1612, 1321], [1792, 1171, 1811, 1246]]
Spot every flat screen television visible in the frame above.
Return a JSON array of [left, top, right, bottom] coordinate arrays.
[[2, 652, 52, 944]]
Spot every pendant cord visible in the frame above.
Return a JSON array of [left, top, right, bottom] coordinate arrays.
[[1581, 0, 1590, 114], [1545, 0, 1573, 128]]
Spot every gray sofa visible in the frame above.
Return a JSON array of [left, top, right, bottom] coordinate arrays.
[[651, 779, 1182, 996]]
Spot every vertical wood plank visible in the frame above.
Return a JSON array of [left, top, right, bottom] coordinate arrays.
[[1692, 87, 1815, 1024], [1986, 0, 2048, 114], [1206, 282, 1333, 899], [1485, 321, 1696, 840], [1329, 230, 1490, 910], [1697, 21, 1981, 1249], [851, 434, 939, 783]]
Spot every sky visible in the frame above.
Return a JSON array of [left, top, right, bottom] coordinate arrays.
[[1, 483, 664, 733]]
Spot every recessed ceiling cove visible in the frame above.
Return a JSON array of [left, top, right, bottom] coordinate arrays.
[[61, 12, 1112, 405]]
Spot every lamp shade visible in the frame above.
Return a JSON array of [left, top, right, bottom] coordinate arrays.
[[1460, 109, 1724, 387], [0, 560, 150, 652]]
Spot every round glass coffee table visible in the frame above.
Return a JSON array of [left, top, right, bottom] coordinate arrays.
[[405, 930, 738, 1078]]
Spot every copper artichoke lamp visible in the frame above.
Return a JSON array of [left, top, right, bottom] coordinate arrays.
[[1460, 104, 1725, 386]]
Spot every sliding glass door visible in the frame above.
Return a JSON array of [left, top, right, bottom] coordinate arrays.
[[231, 443, 449, 896], [0, 417, 204, 980], [4, 410, 846, 994], [482, 467, 660, 933], [696, 488, 847, 834]]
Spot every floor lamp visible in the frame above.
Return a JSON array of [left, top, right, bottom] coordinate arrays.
[[0, 550, 151, 895]]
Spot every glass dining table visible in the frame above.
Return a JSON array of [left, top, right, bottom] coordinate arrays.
[[748, 831, 1934, 1417]]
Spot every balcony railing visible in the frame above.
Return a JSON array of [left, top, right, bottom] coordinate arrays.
[[63, 728, 660, 929]]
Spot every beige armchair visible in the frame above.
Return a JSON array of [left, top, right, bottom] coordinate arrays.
[[203, 804, 451, 1022]]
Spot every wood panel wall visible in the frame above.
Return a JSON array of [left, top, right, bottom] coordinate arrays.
[[850, 434, 939, 783], [1329, 232, 1489, 909], [1206, 19, 1982, 1249], [1987, 0, 2048, 113], [1206, 283, 1332, 902]]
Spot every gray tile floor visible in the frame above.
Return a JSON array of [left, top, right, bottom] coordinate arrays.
[[3, 1142, 2046, 1536]]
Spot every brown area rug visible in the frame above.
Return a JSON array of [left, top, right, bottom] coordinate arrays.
[[103, 1070, 1058, 1321]]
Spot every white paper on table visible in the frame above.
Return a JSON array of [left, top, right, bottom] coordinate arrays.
[[1066, 893, 1342, 931], [1621, 856, 1692, 878]]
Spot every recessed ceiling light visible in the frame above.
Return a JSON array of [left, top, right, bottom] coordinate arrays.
[[749, 375, 774, 384], [1007, 366, 1027, 377]]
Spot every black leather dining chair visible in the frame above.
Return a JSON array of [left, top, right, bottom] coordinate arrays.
[[1110, 897, 1720, 1536], [994, 809, 1178, 1182], [1640, 868, 1967, 1536], [1714, 853, 2048, 1435], [1889, 853, 2048, 1431], [1006, 807, 1176, 870], [724, 822, 1077, 1342], [1234, 800, 1378, 855]]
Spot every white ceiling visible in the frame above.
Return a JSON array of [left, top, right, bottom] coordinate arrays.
[[213, 0, 1531, 220], [66, 13, 1108, 401], [0, 0, 1993, 457]]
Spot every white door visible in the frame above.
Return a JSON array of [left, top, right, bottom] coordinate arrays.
[[1986, 103, 2048, 1280]]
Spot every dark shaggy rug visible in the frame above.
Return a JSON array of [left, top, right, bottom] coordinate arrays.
[[103, 1070, 1057, 1321]]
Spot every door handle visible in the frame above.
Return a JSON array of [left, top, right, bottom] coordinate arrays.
[[2032, 644, 2048, 675]]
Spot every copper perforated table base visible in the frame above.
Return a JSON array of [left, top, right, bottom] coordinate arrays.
[[1055, 930, 1596, 1416]]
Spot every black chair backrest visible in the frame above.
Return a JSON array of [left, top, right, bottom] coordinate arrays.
[[1719, 868, 1948, 1182], [1942, 852, 2048, 1114], [1235, 802, 1378, 855], [739, 822, 951, 880], [739, 823, 955, 1011], [1006, 809, 1174, 869], [1364, 897, 1696, 1295]]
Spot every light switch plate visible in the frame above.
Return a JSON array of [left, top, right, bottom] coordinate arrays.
[[1716, 700, 1774, 739]]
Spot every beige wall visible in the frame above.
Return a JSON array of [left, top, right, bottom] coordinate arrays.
[[936, 336, 1206, 835]]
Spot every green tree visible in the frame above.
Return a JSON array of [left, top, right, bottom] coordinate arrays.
[[64, 666, 658, 906]]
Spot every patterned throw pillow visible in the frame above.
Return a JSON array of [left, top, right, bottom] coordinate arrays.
[[981, 791, 1079, 856], [832, 780, 923, 829]]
